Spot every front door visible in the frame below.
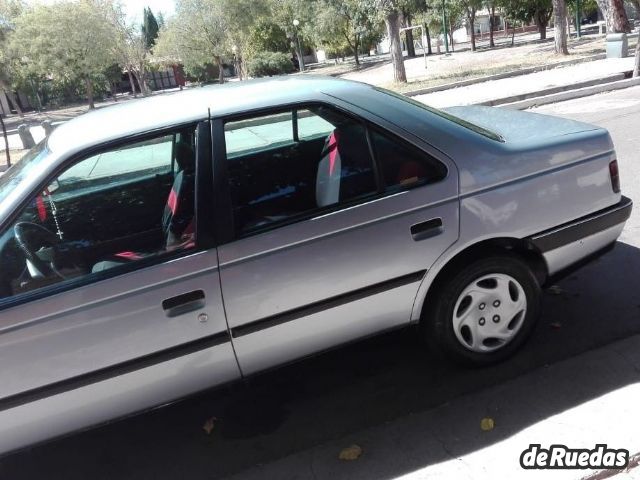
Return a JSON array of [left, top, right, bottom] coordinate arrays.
[[0, 122, 239, 453], [215, 104, 459, 375]]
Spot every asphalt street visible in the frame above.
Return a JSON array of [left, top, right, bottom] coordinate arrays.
[[1, 87, 640, 480]]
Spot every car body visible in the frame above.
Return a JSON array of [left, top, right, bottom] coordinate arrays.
[[0, 76, 632, 454]]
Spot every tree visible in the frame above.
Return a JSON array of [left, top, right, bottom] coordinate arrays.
[[0, 0, 23, 115], [268, 0, 316, 72], [154, 0, 229, 84], [498, 0, 544, 45], [552, 0, 569, 54], [595, 0, 631, 33], [485, 0, 497, 47], [532, 0, 553, 40], [142, 7, 160, 50], [314, 0, 379, 66], [219, 0, 269, 80], [401, 0, 430, 58], [458, 0, 482, 51], [11, 0, 118, 109], [375, 0, 407, 83]]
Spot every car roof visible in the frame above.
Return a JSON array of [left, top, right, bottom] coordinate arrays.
[[47, 76, 368, 155]]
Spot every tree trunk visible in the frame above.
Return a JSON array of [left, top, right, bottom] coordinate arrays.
[[138, 62, 150, 95], [511, 23, 515, 46], [553, 0, 569, 55], [127, 70, 137, 97], [449, 21, 455, 51], [609, 0, 631, 32], [534, 8, 549, 39], [634, 35, 640, 77], [354, 34, 360, 66], [489, 5, 495, 48], [385, 10, 407, 83], [405, 12, 416, 58], [0, 79, 23, 116], [425, 24, 432, 55], [596, 0, 631, 33], [0, 113, 10, 168], [85, 78, 95, 109], [216, 56, 225, 84], [132, 71, 144, 96], [469, 12, 476, 51]]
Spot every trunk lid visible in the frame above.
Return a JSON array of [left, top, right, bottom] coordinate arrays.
[[443, 105, 600, 144]]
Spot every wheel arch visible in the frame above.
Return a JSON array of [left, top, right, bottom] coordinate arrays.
[[411, 236, 548, 323]]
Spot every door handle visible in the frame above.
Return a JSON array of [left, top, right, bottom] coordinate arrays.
[[162, 289, 206, 317], [410, 218, 443, 241]]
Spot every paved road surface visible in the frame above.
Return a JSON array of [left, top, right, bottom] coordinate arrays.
[[1, 87, 640, 480]]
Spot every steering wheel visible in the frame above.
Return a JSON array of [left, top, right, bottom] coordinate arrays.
[[13, 222, 64, 279]]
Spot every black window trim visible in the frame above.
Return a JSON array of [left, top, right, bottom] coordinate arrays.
[[0, 120, 213, 312], [212, 101, 450, 243]]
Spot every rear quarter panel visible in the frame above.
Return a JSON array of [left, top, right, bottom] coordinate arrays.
[[410, 129, 620, 321]]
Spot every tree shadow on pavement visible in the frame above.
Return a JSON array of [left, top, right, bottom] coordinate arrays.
[[1, 241, 640, 480]]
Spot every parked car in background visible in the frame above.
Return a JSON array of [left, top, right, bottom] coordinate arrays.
[[0, 77, 632, 454]]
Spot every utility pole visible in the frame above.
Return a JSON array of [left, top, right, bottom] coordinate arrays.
[[442, 0, 449, 53]]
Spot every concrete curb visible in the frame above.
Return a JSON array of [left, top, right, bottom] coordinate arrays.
[[501, 76, 640, 110], [404, 54, 607, 97], [478, 72, 629, 106]]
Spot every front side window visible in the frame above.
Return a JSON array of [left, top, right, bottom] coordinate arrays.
[[225, 106, 377, 235], [0, 128, 197, 301]]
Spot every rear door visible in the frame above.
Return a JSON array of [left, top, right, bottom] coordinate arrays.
[[214, 104, 459, 375], [0, 122, 239, 453]]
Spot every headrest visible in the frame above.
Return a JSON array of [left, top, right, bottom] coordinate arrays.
[[175, 141, 195, 173]]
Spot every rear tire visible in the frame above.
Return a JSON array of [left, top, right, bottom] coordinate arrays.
[[423, 254, 541, 366]]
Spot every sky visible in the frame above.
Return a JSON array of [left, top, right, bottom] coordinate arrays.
[[121, 0, 175, 22]]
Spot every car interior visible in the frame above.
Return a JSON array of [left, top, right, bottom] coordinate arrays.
[[226, 105, 444, 236], [227, 106, 377, 235], [0, 130, 197, 299]]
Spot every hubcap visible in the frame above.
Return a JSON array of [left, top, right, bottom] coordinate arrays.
[[452, 273, 527, 353]]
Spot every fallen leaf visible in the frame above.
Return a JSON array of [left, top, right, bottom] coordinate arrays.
[[339, 444, 363, 461], [203, 417, 217, 435], [480, 417, 495, 431]]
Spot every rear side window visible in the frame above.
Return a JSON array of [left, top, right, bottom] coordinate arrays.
[[370, 129, 447, 191], [224, 106, 377, 235], [224, 112, 293, 157]]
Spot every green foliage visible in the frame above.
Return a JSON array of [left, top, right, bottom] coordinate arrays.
[[313, 0, 383, 62], [248, 18, 290, 55], [10, 0, 117, 106], [246, 51, 294, 76], [143, 7, 160, 50]]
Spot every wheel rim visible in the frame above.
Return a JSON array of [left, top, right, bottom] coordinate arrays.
[[452, 273, 527, 353]]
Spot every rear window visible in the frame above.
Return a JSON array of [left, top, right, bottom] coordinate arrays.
[[374, 87, 505, 143]]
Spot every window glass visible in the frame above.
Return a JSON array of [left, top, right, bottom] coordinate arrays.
[[370, 129, 447, 190], [0, 128, 197, 301], [225, 106, 377, 235], [224, 112, 293, 157], [297, 109, 334, 140]]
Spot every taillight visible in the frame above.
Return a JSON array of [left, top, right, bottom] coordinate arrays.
[[609, 160, 620, 193]]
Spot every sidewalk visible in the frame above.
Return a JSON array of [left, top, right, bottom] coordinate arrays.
[[412, 56, 636, 108], [227, 332, 640, 480]]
